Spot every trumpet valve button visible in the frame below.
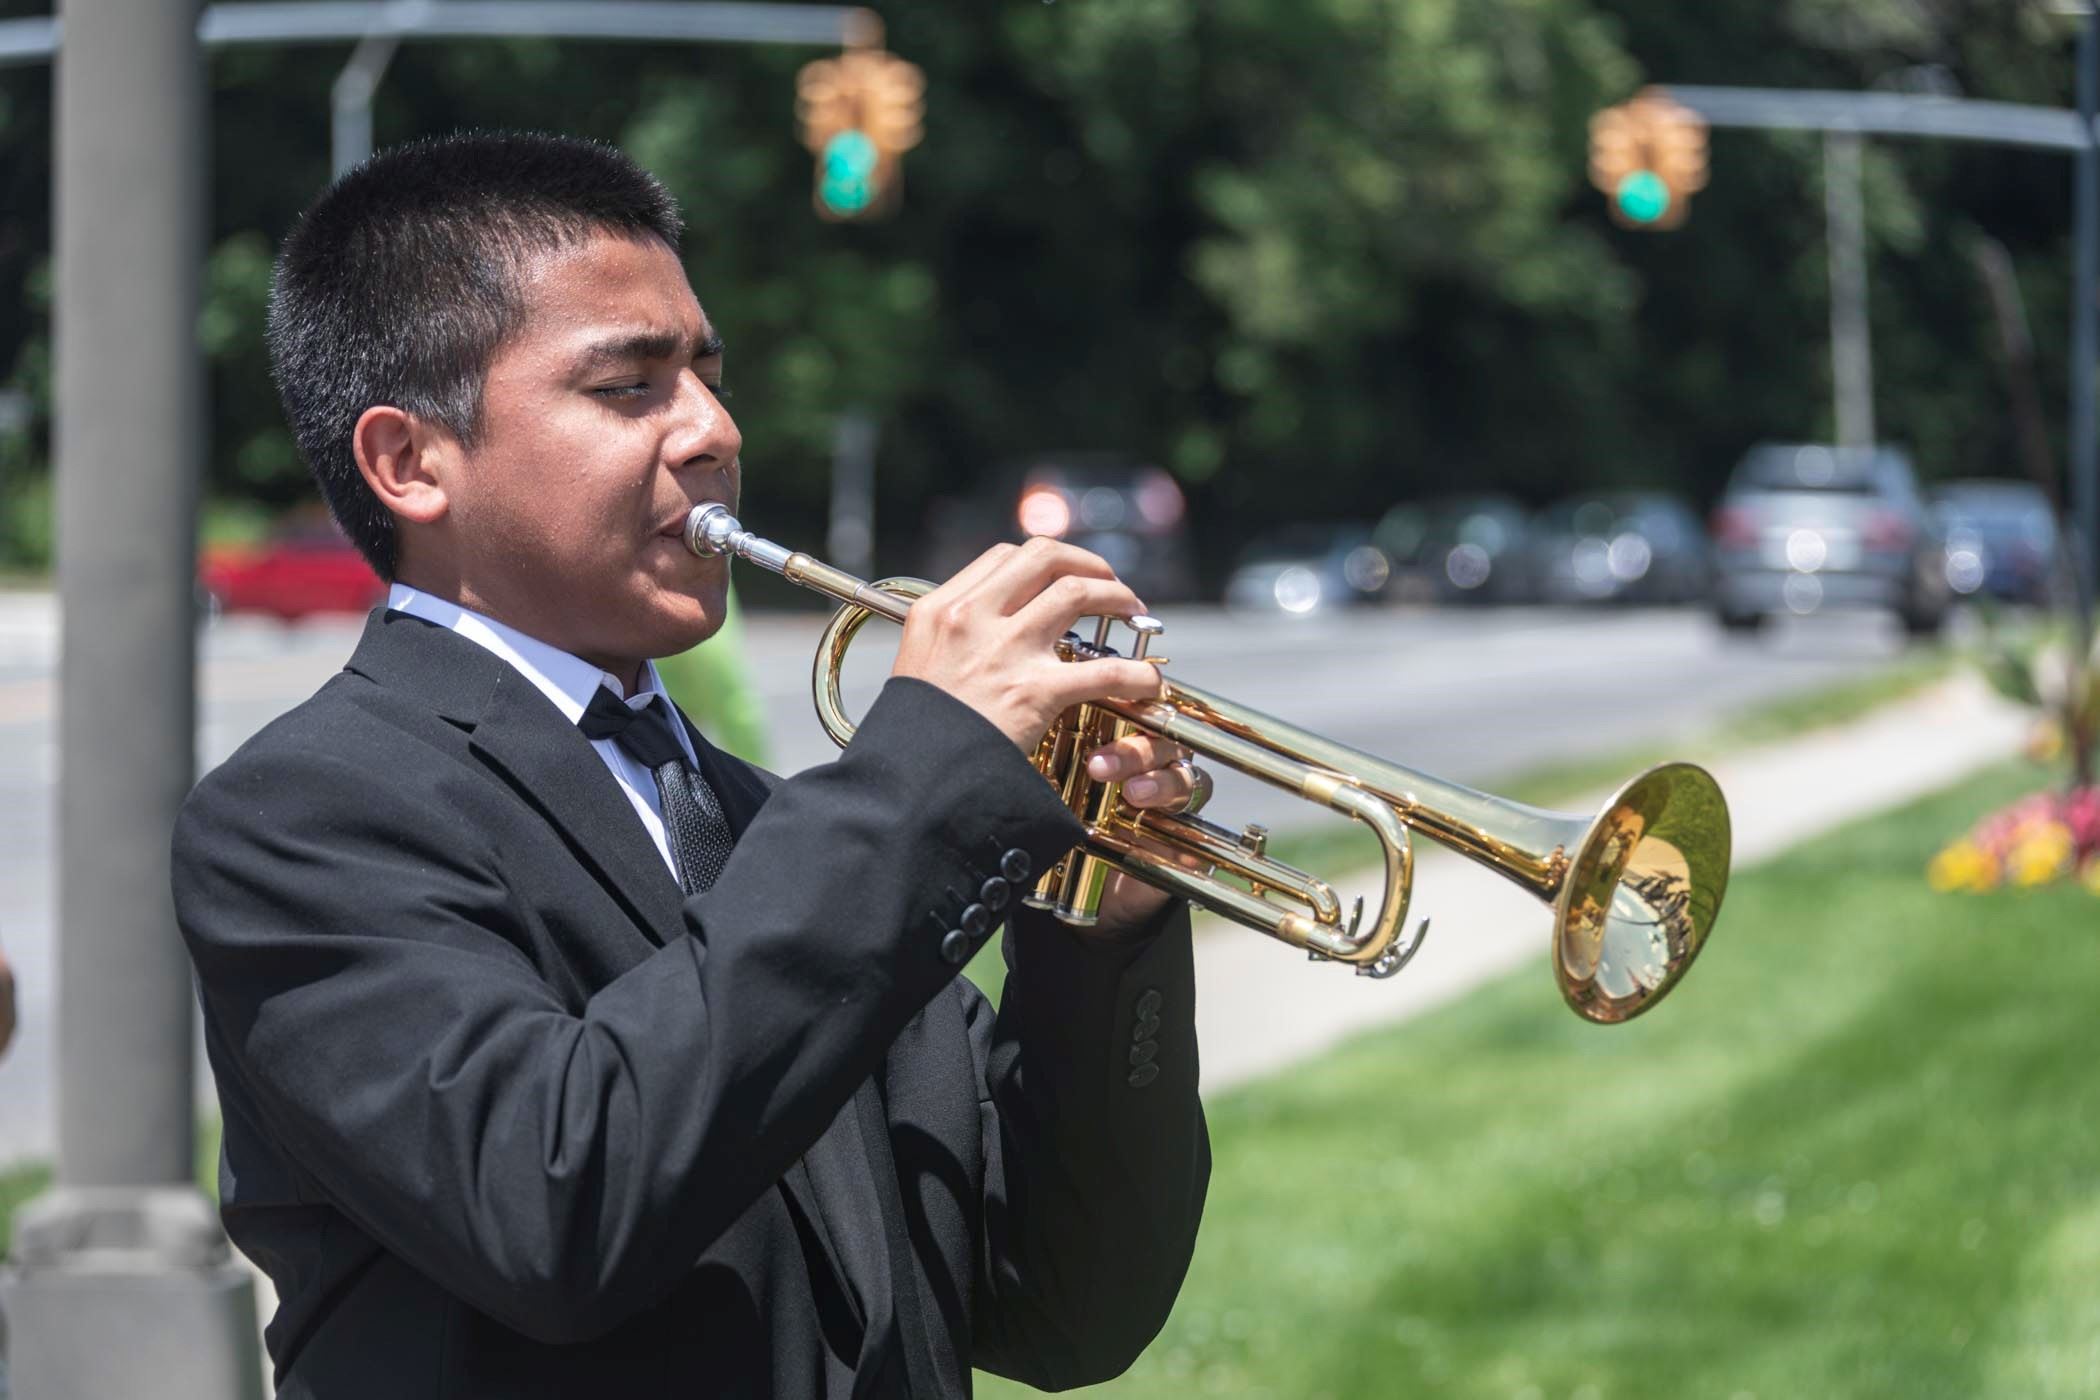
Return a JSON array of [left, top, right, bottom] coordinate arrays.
[[1128, 615, 1165, 661]]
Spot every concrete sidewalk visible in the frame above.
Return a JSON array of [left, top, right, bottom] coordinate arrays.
[[1192, 672, 2031, 1091]]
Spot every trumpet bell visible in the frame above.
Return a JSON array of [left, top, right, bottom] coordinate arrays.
[[1554, 762, 1729, 1024]]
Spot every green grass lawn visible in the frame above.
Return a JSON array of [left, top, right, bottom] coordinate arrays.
[[979, 759, 2100, 1399]]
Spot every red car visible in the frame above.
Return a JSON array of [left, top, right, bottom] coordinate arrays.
[[200, 527, 386, 620]]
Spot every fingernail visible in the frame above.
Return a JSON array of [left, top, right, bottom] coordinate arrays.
[[1124, 777, 1159, 801], [1088, 754, 1116, 779]]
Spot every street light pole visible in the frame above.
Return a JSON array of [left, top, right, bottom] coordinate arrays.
[[1824, 130, 1875, 453], [0, 1, 260, 1392]]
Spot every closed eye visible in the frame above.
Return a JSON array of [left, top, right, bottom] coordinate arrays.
[[592, 381, 653, 401]]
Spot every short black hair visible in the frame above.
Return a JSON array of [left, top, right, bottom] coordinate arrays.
[[267, 131, 684, 578]]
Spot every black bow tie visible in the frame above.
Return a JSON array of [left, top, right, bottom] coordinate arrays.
[[579, 689, 733, 895]]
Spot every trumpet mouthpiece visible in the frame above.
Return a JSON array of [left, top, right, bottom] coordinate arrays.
[[683, 503, 742, 558]]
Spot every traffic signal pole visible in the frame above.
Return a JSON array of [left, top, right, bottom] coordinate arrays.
[[0, 1, 262, 1395]]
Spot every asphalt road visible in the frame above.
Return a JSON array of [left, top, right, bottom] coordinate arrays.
[[0, 594, 1913, 1164]]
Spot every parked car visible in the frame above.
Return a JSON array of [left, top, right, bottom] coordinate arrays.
[[200, 521, 385, 620], [1375, 493, 1535, 604], [1528, 491, 1711, 605], [1930, 478, 2061, 606], [1710, 443, 1952, 636], [922, 453, 1199, 602], [1223, 523, 1392, 615]]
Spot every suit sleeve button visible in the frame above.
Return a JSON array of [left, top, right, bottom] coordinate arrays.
[[959, 903, 991, 936], [940, 929, 971, 965], [979, 877, 1010, 911], [1129, 1039, 1159, 1067], [1135, 988, 1162, 1018], [1000, 848, 1032, 882], [1127, 1063, 1160, 1088]]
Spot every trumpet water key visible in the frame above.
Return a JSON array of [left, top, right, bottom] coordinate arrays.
[[685, 504, 1730, 1024]]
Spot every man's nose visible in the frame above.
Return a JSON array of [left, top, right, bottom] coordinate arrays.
[[667, 368, 741, 470]]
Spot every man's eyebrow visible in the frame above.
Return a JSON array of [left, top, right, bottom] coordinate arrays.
[[570, 328, 726, 374]]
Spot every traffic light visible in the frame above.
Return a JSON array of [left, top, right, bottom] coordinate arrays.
[[1589, 87, 1708, 230], [795, 47, 925, 221]]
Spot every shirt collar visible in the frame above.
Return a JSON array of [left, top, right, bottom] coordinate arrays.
[[386, 583, 670, 724]]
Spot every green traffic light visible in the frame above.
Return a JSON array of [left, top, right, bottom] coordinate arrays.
[[1614, 170, 1671, 225], [819, 130, 880, 216]]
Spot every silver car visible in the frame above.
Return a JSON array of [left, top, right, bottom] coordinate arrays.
[[1711, 443, 1952, 637]]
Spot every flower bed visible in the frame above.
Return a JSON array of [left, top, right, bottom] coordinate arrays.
[[1928, 786, 2100, 894]]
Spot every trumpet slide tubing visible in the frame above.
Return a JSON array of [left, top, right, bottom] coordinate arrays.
[[686, 504, 1730, 1023]]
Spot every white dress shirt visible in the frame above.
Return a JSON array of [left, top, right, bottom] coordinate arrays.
[[387, 583, 698, 879]]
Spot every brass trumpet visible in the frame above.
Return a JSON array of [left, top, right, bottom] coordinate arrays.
[[685, 505, 1729, 1024]]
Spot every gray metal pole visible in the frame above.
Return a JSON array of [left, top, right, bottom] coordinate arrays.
[[332, 29, 402, 177], [54, 0, 204, 1199], [827, 408, 879, 580], [1, 0, 261, 1392], [1825, 130, 1876, 453], [2073, 7, 2098, 605]]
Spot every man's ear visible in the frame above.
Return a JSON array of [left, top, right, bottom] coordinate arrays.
[[351, 404, 453, 527]]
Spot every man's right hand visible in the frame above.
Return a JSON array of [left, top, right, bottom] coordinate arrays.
[[891, 537, 1165, 753]]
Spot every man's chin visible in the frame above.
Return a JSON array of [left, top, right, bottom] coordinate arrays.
[[642, 586, 730, 658]]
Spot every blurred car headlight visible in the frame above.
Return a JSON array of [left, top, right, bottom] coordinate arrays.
[[1342, 546, 1390, 594], [1445, 543, 1492, 590], [1133, 470, 1186, 531], [1608, 532, 1653, 581], [1785, 529, 1828, 573], [1944, 545, 1986, 595], [1274, 566, 1323, 614], [1018, 488, 1073, 538], [1078, 486, 1128, 531]]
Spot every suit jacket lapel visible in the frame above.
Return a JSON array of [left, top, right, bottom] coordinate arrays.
[[350, 612, 895, 1346], [345, 609, 688, 945], [469, 672, 690, 943]]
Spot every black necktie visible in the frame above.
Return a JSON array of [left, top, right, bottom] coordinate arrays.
[[579, 689, 734, 894]]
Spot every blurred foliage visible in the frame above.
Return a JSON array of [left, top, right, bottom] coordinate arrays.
[[1972, 604, 2100, 787], [0, 0, 2088, 576]]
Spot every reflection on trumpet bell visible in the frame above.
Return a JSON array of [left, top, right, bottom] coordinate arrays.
[[1548, 763, 1729, 1024], [683, 502, 1731, 1025]]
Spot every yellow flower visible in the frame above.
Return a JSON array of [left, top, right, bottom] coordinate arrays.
[[2007, 824, 2074, 886], [1929, 841, 1998, 893]]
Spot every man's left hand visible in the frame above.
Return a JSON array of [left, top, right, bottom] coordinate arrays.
[[1082, 732, 1206, 935]]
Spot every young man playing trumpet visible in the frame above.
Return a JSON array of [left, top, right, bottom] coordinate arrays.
[[174, 131, 1209, 1397]]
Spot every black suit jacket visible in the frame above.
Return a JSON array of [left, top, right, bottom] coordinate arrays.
[[173, 609, 1208, 1397]]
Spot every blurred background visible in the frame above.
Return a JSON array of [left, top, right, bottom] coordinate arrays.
[[0, 0, 2088, 604]]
